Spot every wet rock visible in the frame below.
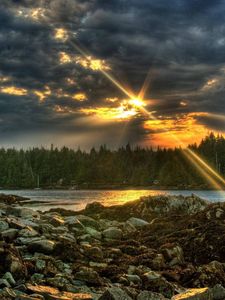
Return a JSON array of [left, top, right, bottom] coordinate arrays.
[[172, 287, 212, 300], [0, 287, 17, 298], [84, 202, 105, 214], [1, 228, 18, 241], [85, 227, 102, 240], [103, 227, 123, 240], [211, 284, 225, 300], [82, 245, 104, 261], [142, 271, 174, 298], [35, 259, 46, 272], [127, 217, 149, 228], [151, 253, 166, 270], [28, 239, 55, 254], [49, 215, 65, 227], [193, 261, 225, 287], [99, 287, 132, 300], [3, 272, 16, 286], [74, 267, 103, 286], [0, 220, 9, 232], [160, 243, 184, 266], [6, 206, 40, 219], [126, 274, 142, 286], [19, 227, 39, 238], [0, 278, 11, 288], [137, 290, 169, 300], [26, 284, 93, 299]]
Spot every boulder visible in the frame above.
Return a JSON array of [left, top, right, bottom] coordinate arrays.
[[6, 206, 40, 219], [172, 288, 212, 300], [137, 291, 169, 300], [211, 284, 225, 300], [28, 239, 55, 254], [85, 227, 102, 240], [142, 271, 174, 298], [82, 245, 104, 261], [19, 227, 39, 238], [99, 287, 132, 300], [1, 228, 18, 241], [0, 220, 9, 232], [160, 243, 184, 266], [127, 217, 149, 228], [103, 227, 123, 240], [26, 284, 92, 299], [74, 267, 103, 286]]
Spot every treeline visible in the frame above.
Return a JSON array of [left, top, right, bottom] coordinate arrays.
[[0, 132, 224, 189]]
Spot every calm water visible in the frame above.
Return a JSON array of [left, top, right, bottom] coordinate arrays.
[[1, 189, 225, 211]]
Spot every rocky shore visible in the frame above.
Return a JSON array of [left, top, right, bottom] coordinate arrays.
[[0, 193, 225, 299]]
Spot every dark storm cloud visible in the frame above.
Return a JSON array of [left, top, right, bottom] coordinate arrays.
[[0, 0, 225, 147]]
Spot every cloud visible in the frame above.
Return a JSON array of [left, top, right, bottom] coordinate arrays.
[[0, 0, 224, 148]]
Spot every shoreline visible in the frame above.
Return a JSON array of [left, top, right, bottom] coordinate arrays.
[[0, 193, 225, 299]]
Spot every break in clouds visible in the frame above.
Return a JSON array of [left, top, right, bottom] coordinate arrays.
[[0, 0, 225, 148]]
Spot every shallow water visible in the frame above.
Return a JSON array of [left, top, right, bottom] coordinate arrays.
[[1, 189, 225, 211]]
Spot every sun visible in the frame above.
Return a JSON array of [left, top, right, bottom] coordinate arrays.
[[129, 98, 146, 108]]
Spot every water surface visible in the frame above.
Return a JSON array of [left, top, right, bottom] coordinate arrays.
[[1, 189, 225, 211]]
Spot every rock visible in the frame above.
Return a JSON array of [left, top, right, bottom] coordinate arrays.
[[127, 217, 149, 228], [99, 287, 132, 300], [0, 220, 9, 232], [126, 274, 142, 285], [151, 254, 166, 270], [172, 288, 212, 300], [28, 239, 55, 254], [75, 215, 100, 230], [26, 284, 93, 299], [103, 227, 123, 240], [6, 206, 40, 219], [211, 284, 225, 300], [19, 226, 39, 237], [74, 267, 103, 286], [137, 291, 168, 300], [1, 228, 18, 241], [35, 259, 46, 272], [0, 278, 11, 288], [84, 202, 105, 214], [0, 287, 17, 298], [82, 245, 103, 261], [3, 272, 16, 286], [49, 215, 65, 227], [160, 243, 184, 266], [142, 271, 174, 298], [85, 227, 102, 240]]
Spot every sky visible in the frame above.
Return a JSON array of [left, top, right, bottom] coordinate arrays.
[[0, 0, 225, 149]]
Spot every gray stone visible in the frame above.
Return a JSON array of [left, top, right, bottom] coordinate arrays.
[[6, 206, 40, 219], [127, 217, 149, 228], [126, 274, 142, 285], [19, 227, 39, 237], [1, 228, 18, 241], [103, 227, 123, 240], [35, 259, 46, 272], [3, 272, 16, 286], [137, 291, 168, 300], [211, 284, 225, 300], [172, 288, 212, 300], [0, 220, 9, 232], [85, 227, 102, 240], [99, 287, 132, 300], [28, 239, 55, 254], [0, 278, 11, 288]]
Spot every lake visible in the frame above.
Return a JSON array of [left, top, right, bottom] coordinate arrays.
[[1, 189, 225, 211]]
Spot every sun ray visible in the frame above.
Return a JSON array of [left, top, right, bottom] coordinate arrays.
[[138, 68, 152, 100], [182, 149, 224, 191]]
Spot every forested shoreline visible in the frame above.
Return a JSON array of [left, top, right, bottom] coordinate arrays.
[[0, 133, 224, 189]]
